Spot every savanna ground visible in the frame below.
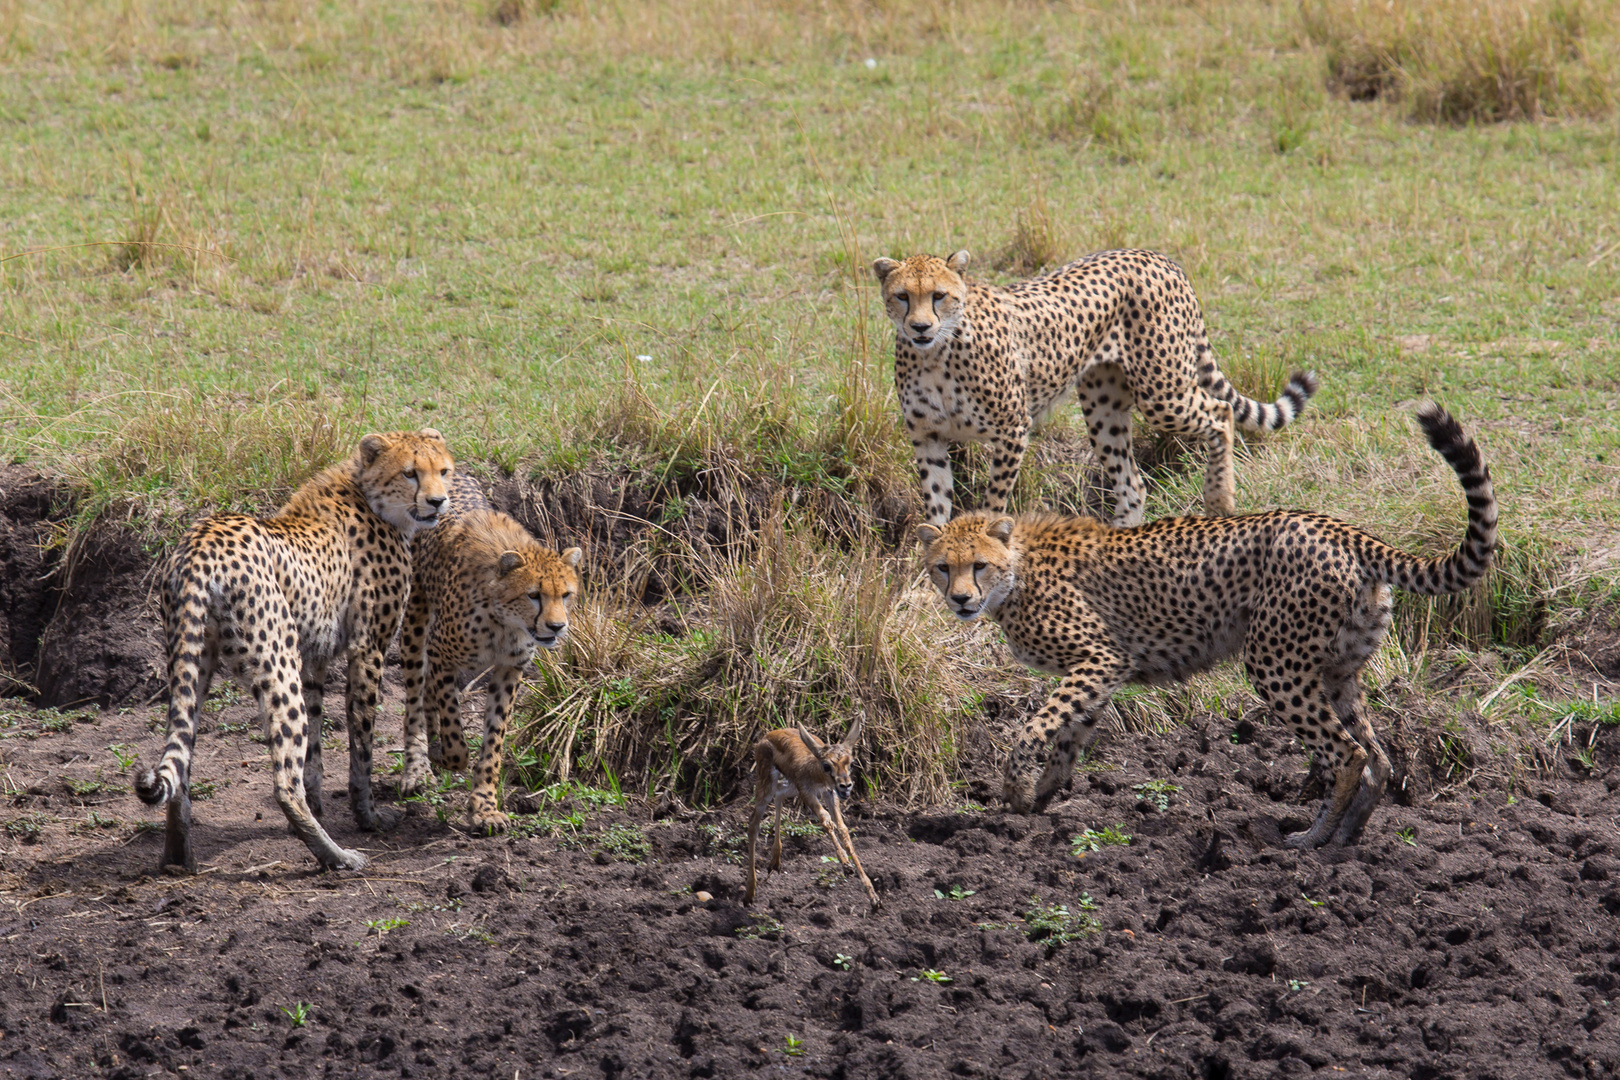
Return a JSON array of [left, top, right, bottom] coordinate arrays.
[[2, 0, 1620, 1076]]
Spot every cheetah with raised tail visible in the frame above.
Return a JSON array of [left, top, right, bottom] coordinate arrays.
[[399, 471, 581, 833], [135, 430, 455, 872], [918, 404, 1496, 848], [873, 248, 1318, 527]]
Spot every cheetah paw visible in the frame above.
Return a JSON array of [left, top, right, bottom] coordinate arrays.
[[471, 809, 510, 836]]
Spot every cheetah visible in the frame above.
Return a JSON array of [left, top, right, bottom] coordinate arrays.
[[135, 430, 454, 872], [398, 471, 581, 833], [873, 248, 1318, 527], [917, 404, 1496, 848]]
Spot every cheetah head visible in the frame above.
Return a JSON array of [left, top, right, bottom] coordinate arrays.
[[489, 540, 583, 651], [916, 512, 1017, 621], [358, 429, 455, 537], [871, 250, 970, 352]]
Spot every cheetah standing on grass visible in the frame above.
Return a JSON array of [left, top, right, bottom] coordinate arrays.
[[873, 248, 1318, 527], [135, 430, 454, 872], [917, 404, 1496, 848], [398, 472, 581, 833]]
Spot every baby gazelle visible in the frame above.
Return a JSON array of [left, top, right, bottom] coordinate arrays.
[[744, 720, 881, 912]]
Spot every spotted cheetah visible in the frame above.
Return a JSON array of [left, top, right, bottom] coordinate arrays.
[[873, 248, 1318, 527], [918, 404, 1496, 848], [134, 431, 454, 872], [398, 471, 581, 833]]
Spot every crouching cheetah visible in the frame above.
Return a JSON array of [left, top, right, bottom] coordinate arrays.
[[873, 248, 1318, 527], [918, 404, 1496, 848], [399, 471, 581, 833], [135, 430, 455, 872]]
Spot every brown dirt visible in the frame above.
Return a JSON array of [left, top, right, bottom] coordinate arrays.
[[2, 681, 1618, 1080]]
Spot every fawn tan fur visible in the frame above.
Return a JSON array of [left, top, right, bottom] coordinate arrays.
[[744, 720, 880, 912]]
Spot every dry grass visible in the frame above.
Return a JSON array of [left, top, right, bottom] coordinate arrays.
[[1301, 0, 1619, 122], [509, 509, 1043, 806]]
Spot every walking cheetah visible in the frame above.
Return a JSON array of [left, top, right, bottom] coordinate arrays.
[[399, 471, 581, 833], [873, 248, 1318, 527], [135, 430, 455, 872], [917, 404, 1496, 848]]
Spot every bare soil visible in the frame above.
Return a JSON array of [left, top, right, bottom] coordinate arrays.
[[2, 469, 1618, 1080], [2, 679, 1618, 1080]]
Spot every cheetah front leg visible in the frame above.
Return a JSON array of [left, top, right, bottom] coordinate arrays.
[[911, 433, 957, 526], [1076, 367, 1146, 527], [345, 647, 399, 833], [982, 427, 1030, 516], [399, 583, 436, 797], [468, 666, 520, 835], [1004, 661, 1127, 813]]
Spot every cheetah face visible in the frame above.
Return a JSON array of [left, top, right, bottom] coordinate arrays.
[[358, 429, 455, 537], [916, 513, 1017, 621], [491, 546, 583, 651], [872, 250, 970, 352]]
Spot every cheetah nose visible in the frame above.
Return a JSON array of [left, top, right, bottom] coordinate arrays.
[[425, 495, 446, 510], [545, 622, 567, 633], [908, 321, 932, 332], [949, 593, 971, 605]]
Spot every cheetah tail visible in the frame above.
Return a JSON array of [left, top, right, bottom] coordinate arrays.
[[1201, 362, 1319, 433], [1374, 403, 1498, 597], [135, 583, 209, 807]]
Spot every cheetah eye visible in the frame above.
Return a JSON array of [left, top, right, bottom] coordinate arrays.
[[561, 591, 575, 601], [932, 291, 945, 301], [403, 469, 417, 480], [935, 562, 949, 575], [440, 468, 449, 477], [894, 291, 909, 304], [973, 561, 986, 572], [528, 591, 542, 601]]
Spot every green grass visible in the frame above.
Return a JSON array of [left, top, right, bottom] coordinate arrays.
[[2, 0, 1616, 804]]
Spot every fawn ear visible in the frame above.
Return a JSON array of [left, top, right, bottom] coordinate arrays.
[[986, 516, 1014, 543], [796, 726, 829, 762], [840, 711, 865, 751]]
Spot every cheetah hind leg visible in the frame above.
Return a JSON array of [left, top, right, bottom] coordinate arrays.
[[1328, 689, 1392, 847], [162, 787, 196, 873]]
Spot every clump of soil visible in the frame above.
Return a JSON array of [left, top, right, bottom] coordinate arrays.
[[1, 689, 1616, 1080]]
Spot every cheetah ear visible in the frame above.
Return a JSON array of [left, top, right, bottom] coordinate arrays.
[[916, 523, 942, 547], [420, 428, 444, 442], [561, 547, 583, 568], [986, 516, 1014, 543], [359, 434, 389, 466], [946, 250, 971, 273], [872, 257, 900, 282], [497, 551, 524, 576]]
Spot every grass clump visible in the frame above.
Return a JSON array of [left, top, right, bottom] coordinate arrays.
[[1021, 896, 1101, 947], [510, 510, 1032, 806], [1301, 0, 1618, 122], [1072, 825, 1133, 854]]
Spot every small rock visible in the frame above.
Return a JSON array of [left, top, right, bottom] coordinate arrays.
[[694, 891, 713, 903]]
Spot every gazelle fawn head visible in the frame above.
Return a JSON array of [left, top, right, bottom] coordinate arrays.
[[796, 713, 863, 801]]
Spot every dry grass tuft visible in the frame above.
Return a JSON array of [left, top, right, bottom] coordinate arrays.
[[993, 191, 1065, 278], [1301, 0, 1618, 122], [510, 509, 1039, 807]]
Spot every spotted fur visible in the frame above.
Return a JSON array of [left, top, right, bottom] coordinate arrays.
[[918, 404, 1495, 848], [134, 431, 455, 872], [399, 471, 581, 834], [873, 248, 1318, 527]]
